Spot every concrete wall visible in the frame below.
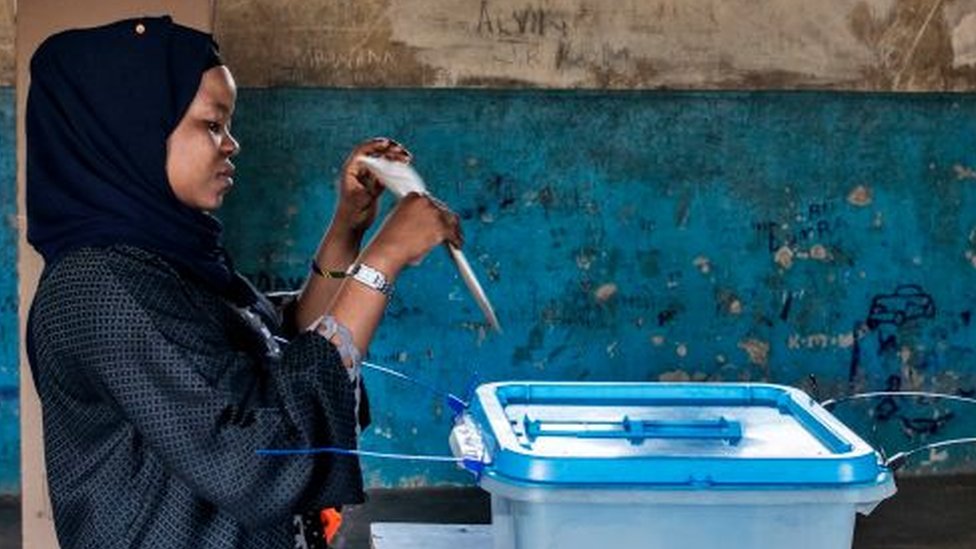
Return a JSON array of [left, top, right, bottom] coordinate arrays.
[[1, 1, 976, 90], [215, 0, 976, 91], [6, 0, 976, 494], [221, 89, 976, 484]]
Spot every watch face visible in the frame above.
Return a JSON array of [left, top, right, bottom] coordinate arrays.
[[350, 263, 391, 295]]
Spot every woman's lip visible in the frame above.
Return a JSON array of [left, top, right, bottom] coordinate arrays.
[[216, 175, 234, 191], [217, 163, 236, 177]]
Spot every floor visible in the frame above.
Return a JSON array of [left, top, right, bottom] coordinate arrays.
[[851, 474, 976, 549], [1, 475, 974, 548]]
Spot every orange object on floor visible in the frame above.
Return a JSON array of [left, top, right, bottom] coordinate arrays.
[[321, 507, 343, 544]]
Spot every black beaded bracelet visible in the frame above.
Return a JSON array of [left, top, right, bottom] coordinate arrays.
[[310, 259, 347, 279]]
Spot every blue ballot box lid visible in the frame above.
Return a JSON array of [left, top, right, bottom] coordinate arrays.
[[462, 382, 891, 488]]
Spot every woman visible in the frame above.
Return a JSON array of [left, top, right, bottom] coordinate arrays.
[[25, 16, 461, 549]]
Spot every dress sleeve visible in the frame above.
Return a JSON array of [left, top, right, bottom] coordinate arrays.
[[261, 286, 371, 429], [30, 251, 365, 530], [262, 289, 301, 337]]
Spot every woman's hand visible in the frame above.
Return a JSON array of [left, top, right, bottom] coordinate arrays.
[[334, 137, 412, 236], [359, 193, 463, 277]]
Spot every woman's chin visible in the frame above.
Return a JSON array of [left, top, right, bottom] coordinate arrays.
[[192, 193, 226, 213], [208, 196, 226, 212]]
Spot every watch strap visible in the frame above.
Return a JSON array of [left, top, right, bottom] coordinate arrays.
[[347, 263, 393, 297]]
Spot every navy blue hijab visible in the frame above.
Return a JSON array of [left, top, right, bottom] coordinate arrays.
[[27, 16, 256, 306]]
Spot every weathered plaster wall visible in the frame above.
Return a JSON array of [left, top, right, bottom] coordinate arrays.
[[2, 1, 976, 88], [0, 2, 11, 87], [214, 0, 976, 91], [221, 89, 976, 485]]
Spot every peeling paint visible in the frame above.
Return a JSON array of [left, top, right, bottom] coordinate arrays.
[[738, 338, 769, 367], [675, 343, 688, 357], [774, 245, 795, 269], [953, 163, 976, 179], [658, 369, 691, 382], [594, 282, 617, 302], [809, 244, 831, 261], [693, 255, 711, 275], [847, 184, 873, 206], [716, 288, 743, 316]]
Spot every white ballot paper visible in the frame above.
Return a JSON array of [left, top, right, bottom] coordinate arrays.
[[358, 155, 502, 332]]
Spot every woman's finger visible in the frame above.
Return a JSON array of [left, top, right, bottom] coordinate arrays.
[[354, 137, 393, 158], [350, 136, 412, 165], [353, 164, 380, 193], [381, 143, 412, 163], [448, 225, 464, 249], [428, 195, 450, 211], [384, 149, 412, 163], [441, 209, 463, 248]]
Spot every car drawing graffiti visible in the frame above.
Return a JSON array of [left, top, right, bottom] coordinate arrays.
[[866, 284, 935, 330]]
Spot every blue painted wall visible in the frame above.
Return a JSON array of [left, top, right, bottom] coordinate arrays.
[[6, 89, 976, 491], [0, 88, 17, 495], [222, 90, 976, 486]]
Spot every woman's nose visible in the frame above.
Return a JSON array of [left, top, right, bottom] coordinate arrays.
[[223, 131, 240, 157]]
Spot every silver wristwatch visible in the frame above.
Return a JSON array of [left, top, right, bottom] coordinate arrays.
[[346, 263, 393, 297]]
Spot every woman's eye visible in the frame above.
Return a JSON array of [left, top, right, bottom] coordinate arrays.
[[207, 121, 222, 133]]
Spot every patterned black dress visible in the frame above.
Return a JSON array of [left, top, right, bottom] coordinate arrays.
[[27, 245, 365, 548]]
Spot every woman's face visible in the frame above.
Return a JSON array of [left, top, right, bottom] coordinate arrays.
[[166, 65, 240, 212]]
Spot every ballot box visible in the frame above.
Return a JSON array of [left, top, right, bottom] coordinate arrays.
[[450, 382, 896, 549]]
